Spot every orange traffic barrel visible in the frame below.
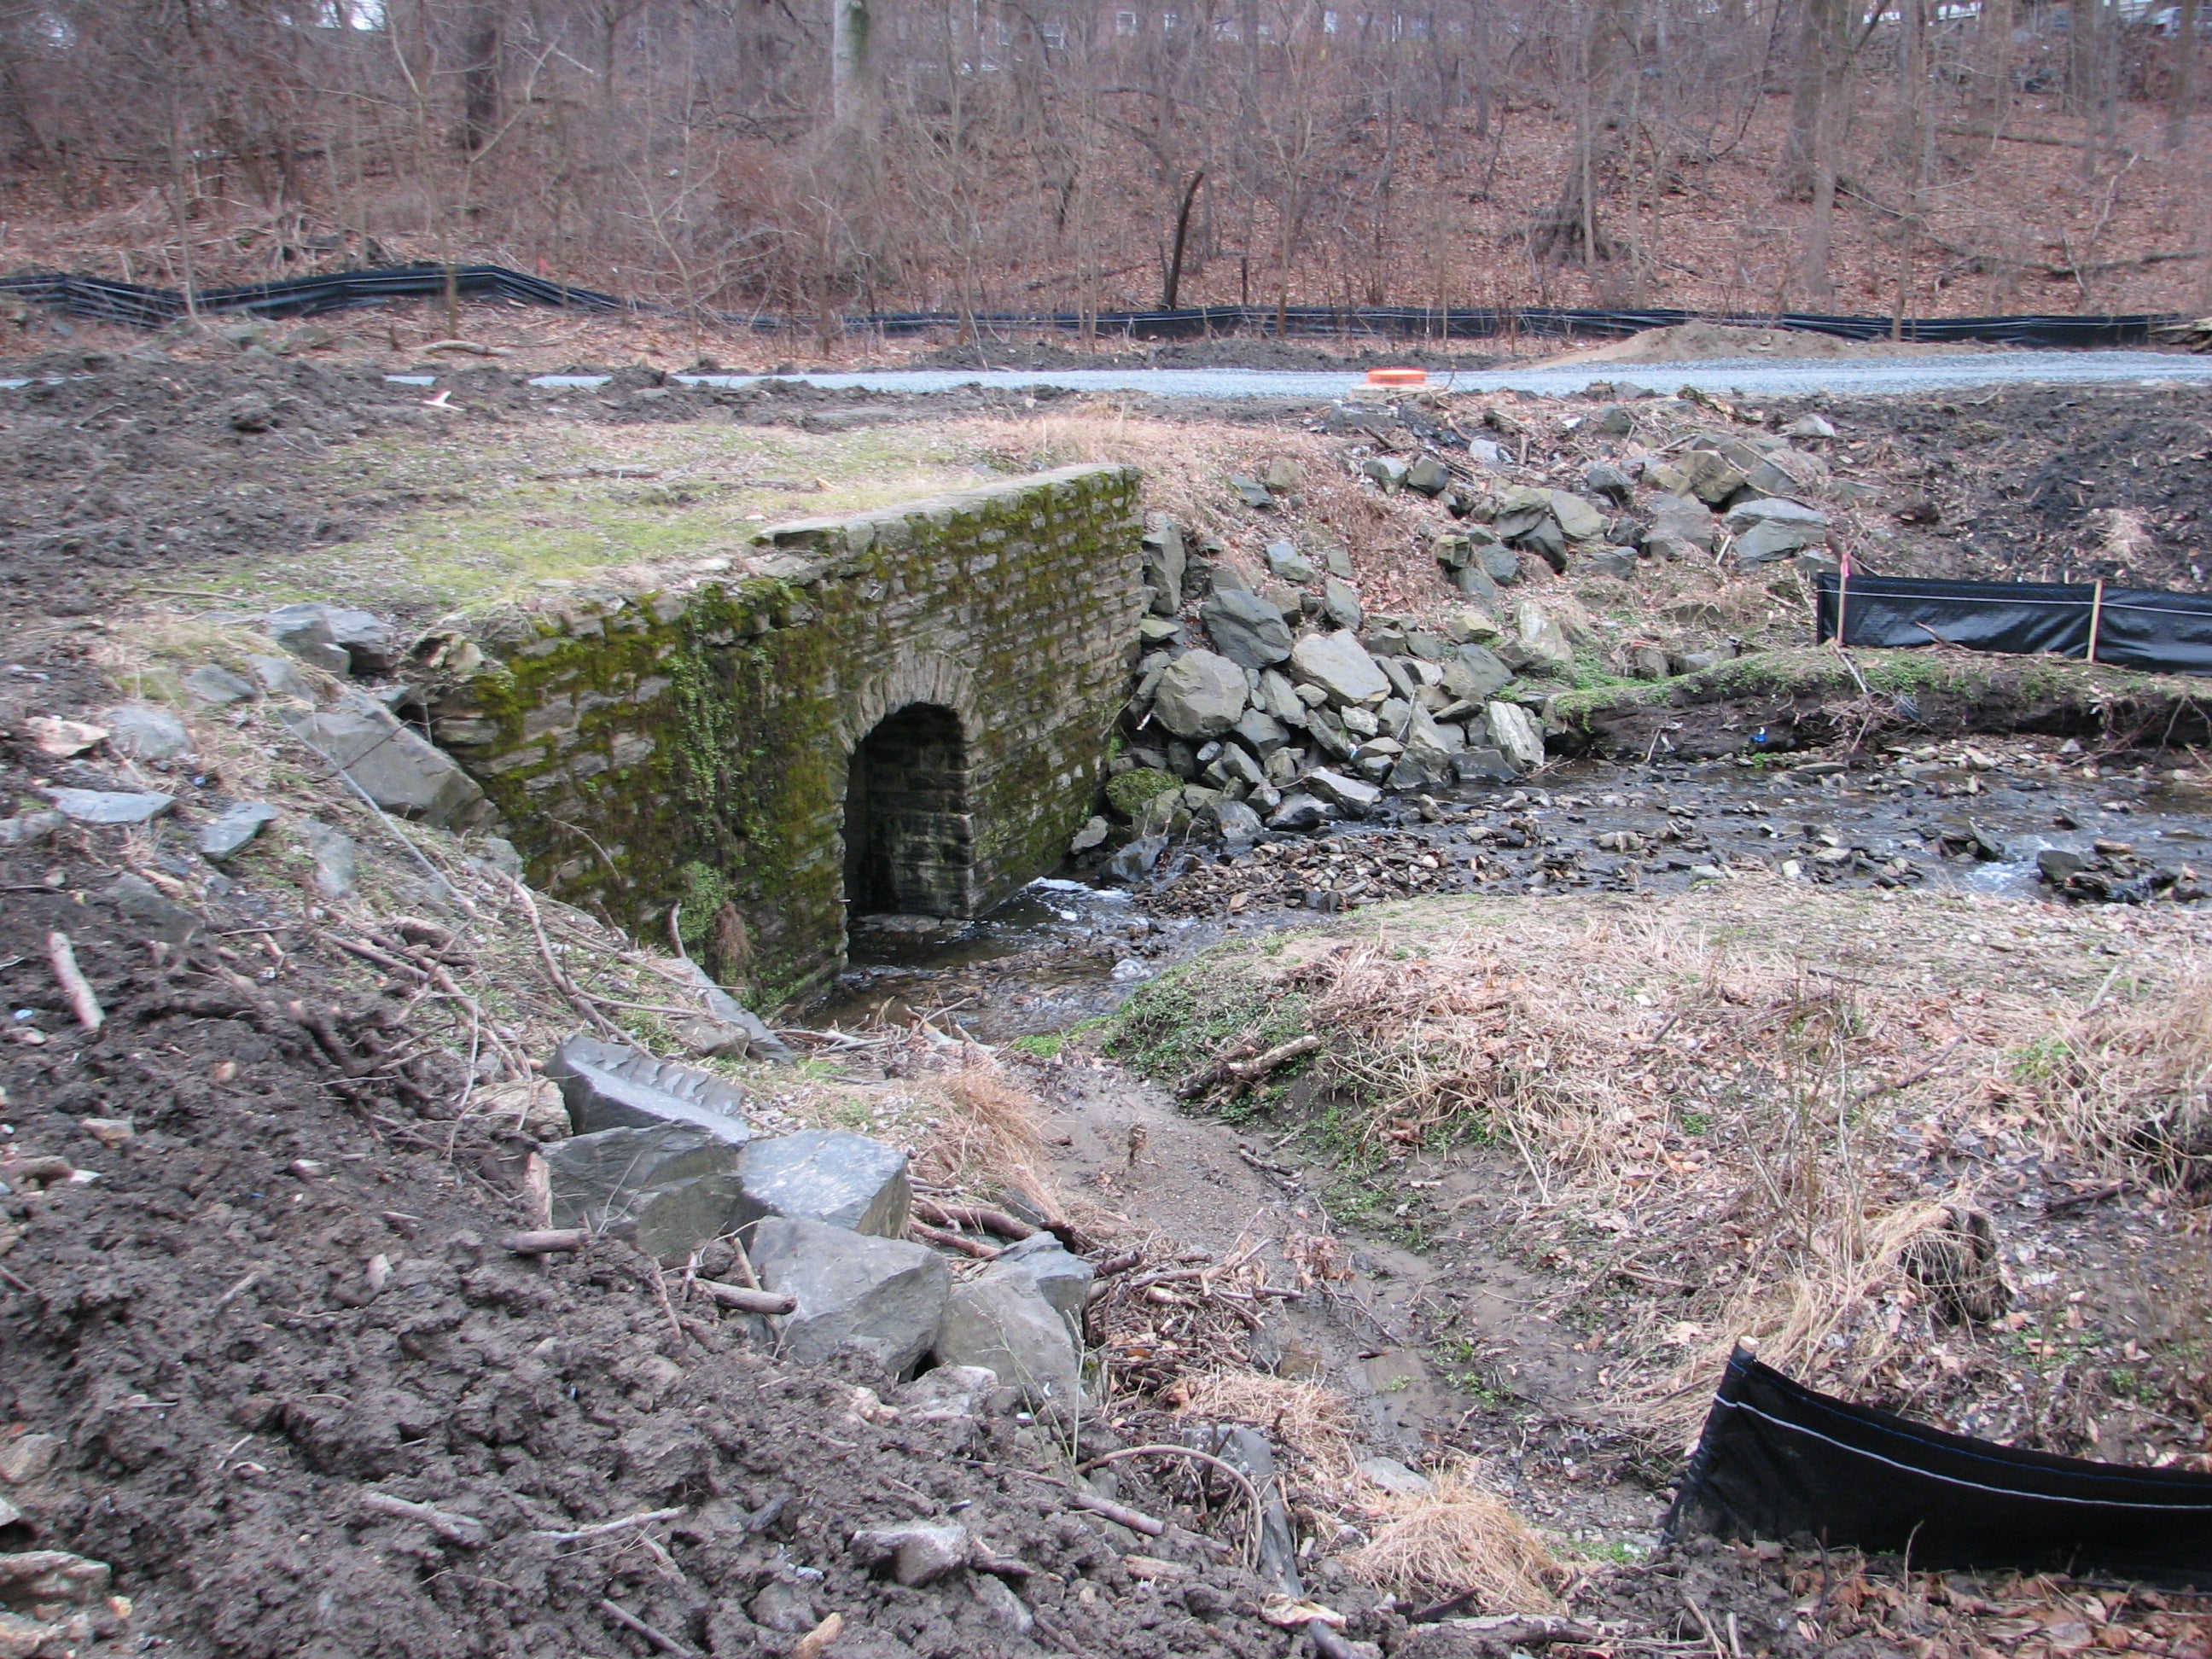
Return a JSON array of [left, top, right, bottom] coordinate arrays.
[[1365, 367, 1427, 387]]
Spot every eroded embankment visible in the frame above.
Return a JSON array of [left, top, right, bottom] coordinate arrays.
[[1551, 646, 2212, 760]]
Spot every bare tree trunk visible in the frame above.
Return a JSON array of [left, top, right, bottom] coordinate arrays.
[[1163, 171, 1204, 307], [461, 0, 502, 154], [2168, 0, 2199, 153], [831, 0, 872, 125]]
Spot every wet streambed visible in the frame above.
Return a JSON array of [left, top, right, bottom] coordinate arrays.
[[820, 744, 2212, 1043]]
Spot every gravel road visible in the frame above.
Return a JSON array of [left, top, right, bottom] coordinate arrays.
[[667, 350, 2212, 401]]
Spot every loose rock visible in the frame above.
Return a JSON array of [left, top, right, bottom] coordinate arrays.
[[750, 1215, 950, 1375]]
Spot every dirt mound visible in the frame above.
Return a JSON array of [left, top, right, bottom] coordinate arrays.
[[1533, 322, 2002, 367], [0, 644, 1319, 1659], [1831, 383, 2212, 589], [902, 336, 1504, 373]]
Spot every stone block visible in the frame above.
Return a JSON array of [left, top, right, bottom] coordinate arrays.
[[936, 1273, 1080, 1412], [1151, 649, 1249, 739], [1305, 769, 1382, 813], [197, 801, 278, 861], [1201, 588, 1295, 670], [100, 703, 194, 761], [548, 1033, 754, 1142], [1289, 632, 1388, 707], [288, 698, 487, 830], [546, 1123, 747, 1260], [750, 1215, 949, 1375], [732, 1129, 911, 1237]]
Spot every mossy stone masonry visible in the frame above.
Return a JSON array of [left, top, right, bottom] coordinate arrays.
[[428, 463, 1144, 1009]]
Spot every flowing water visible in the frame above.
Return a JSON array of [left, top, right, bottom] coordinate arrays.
[[820, 749, 2212, 1043]]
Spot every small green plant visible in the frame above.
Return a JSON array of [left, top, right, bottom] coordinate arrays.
[[1679, 1109, 1712, 1136], [1009, 1033, 1064, 1059], [2009, 1034, 2074, 1084]]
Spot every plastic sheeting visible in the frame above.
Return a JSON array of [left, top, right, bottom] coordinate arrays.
[[0, 265, 2175, 346], [1667, 1348, 2212, 1586], [1813, 571, 2212, 676]]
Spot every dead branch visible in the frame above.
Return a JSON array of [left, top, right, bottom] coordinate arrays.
[[912, 1196, 1036, 1241], [911, 1220, 1001, 1259], [361, 1489, 489, 1547], [1177, 1034, 1320, 1100], [531, 1506, 685, 1543], [500, 1228, 588, 1254], [693, 1278, 795, 1314], [46, 931, 102, 1031]]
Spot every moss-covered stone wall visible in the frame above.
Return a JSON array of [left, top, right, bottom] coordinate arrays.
[[428, 463, 1144, 1010]]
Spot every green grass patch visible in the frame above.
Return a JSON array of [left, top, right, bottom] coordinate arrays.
[[181, 422, 1016, 614], [1104, 945, 1313, 1086]]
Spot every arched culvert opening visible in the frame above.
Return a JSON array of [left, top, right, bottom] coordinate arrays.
[[842, 702, 975, 919]]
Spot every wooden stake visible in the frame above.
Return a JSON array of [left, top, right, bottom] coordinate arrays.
[[2087, 577, 2106, 663]]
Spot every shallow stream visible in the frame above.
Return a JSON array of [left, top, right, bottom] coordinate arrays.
[[821, 746, 2212, 1043]]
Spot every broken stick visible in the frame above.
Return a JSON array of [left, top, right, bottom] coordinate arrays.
[[360, 1489, 489, 1548], [1177, 1033, 1319, 1099], [46, 931, 102, 1032], [693, 1279, 795, 1315], [499, 1228, 589, 1254]]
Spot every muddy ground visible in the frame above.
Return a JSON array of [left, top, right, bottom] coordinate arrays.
[[9, 339, 2212, 1658]]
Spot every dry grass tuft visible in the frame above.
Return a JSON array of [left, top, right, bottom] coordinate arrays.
[[1173, 1371, 1361, 1485], [1343, 1463, 1568, 1611], [911, 1049, 1060, 1215]]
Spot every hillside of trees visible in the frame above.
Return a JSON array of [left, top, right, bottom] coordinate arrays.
[[0, 0, 2204, 323]]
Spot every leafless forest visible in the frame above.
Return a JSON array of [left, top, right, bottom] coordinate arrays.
[[0, 0, 2206, 321]]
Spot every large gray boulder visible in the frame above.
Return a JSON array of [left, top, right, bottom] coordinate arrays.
[[1141, 525, 1185, 617], [1322, 576, 1365, 632], [1289, 631, 1388, 707], [264, 604, 351, 675], [1201, 588, 1295, 670], [548, 1033, 754, 1143], [657, 959, 797, 1063], [183, 664, 254, 706], [1501, 602, 1575, 678], [196, 800, 277, 861], [732, 1129, 911, 1237], [751, 1216, 949, 1376], [43, 788, 173, 824], [1304, 769, 1382, 813], [1547, 490, 1608, 542], [267, 602, 399, 677], [935, 1272, 1080, 1413], [546, 1123, 746, 1260], [990, 1231, 1095, 1344], [1478, 701, 1546, 773], [1229, 707, 1289, 758], [1735, 519, 1819, 567], [1442, 647, 1513, 703], [1647, 492, 1716, 551], [1746, 447, 1829, 498], [1723, 496, 1828, 535], [1150, 650, 1249, 740], [100, 703, 194, 761], [1264, 539, 1317, 584], [287, 697, 487, 830]]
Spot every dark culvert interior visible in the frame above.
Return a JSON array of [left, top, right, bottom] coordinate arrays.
[[842, 701, 976, 920]]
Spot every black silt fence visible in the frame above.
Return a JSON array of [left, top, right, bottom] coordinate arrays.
[[0, 264, 2179, 346], [1668, 1348, 2212, 1586], [1814, 571, 2212, 677]]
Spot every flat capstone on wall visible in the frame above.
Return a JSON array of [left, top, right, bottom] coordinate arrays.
[[426, 463, 1145, 1009]]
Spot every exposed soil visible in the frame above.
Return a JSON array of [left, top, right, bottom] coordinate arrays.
[[0, 670, 1328, 1659], [1828, 384, 2212, 589], [1529, 322, 2009, 367]]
